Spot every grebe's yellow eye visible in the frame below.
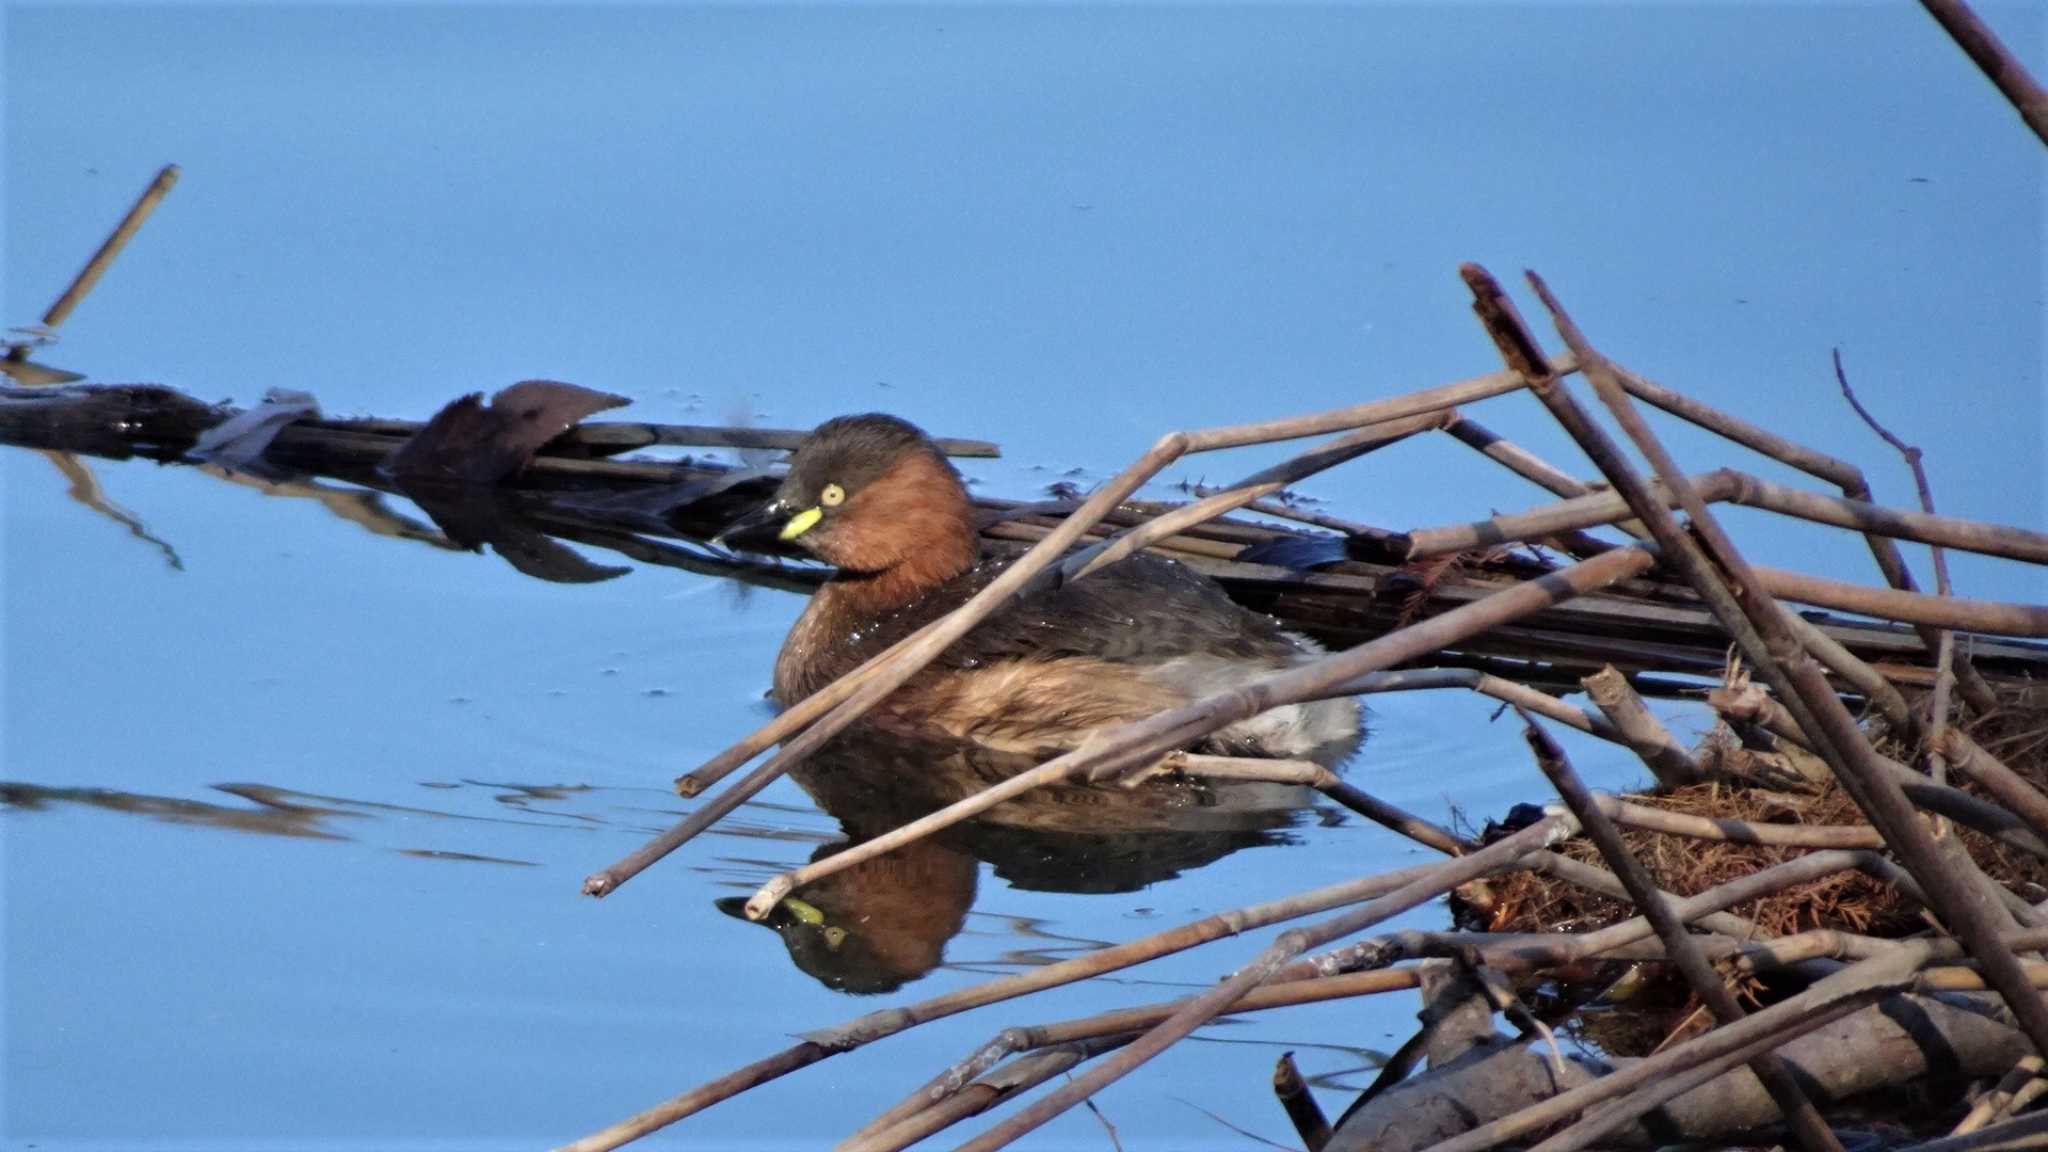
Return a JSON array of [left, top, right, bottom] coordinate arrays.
[[819, 483, 846, 508]]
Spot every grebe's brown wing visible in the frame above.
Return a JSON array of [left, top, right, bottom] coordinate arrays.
[[934, 553, 1305, 669]]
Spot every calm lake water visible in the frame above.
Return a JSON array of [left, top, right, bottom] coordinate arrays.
[[5, 435, 1592, 1149], [4, 5, 2040, 1150]]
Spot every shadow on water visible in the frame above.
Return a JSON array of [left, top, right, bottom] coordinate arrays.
[[715, 723, 1320, 995]]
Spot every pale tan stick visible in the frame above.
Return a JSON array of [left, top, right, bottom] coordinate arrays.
[[950, 815, 1571, 1152], [1137, 752, 1468, 857], [1179, 365, 1552, 452], [1598, 795, 1887, 849], [1952, 1056, 2044, 1136], [1750, 565, 2048, 638], [1580, 665, 1701, 788], [1332, 668, 1620, 740], [741, 546, 1655, 920], [1065, 410, 1447, 581]]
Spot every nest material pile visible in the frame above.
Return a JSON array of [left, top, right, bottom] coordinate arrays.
[[1471, 707, 2048, 941]]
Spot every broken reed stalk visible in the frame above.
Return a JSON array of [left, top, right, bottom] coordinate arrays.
[[590, 369, 1544, 898], [950, 815, 1571, 1152], [1273, 1052, 1332, 1152], [1519, 715, 1844, 1152], [11, 164, 181, 352], [1579, 665, 1701, 787], [742, 546, 1654, 920], [1418, 940, 1938, 1152], [1508, 265, 2048, 1060], [1953, 1056, 2048, 1136]]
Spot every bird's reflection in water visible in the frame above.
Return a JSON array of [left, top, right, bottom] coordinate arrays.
[[717, 724, 1318, 995]]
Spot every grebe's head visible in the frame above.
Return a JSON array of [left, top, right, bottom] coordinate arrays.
[[723, 413, 974, 575]]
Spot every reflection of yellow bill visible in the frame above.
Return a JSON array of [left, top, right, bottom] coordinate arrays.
[[780, 506, 823, 541]]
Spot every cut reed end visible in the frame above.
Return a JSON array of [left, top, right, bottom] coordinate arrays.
[[745, 876, 795, 921]]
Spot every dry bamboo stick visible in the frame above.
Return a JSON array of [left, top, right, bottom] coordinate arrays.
[[741, 547, 1654, 920], [951, 816, 1571, 1152], [1521, 715, 1844, 1152], [1148, 753, 1468, 857], [1333, 668, 1620, 741], [1917, 0, 2048, 147], [1440, 411, 1644, 547], [1751, 564, 2048, 638], [1065, 410, 1446, 581], [1515, 266, 2048, 1061], [1599, 796, 1887, 849], [1405, 468, 2048, 569], [1179, 367, 1549, 452]]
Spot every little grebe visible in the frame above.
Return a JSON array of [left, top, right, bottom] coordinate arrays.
[[726, 414, 1361, 765]]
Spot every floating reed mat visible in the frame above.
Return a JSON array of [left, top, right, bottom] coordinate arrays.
[[11, 261, 2048, 1151]]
